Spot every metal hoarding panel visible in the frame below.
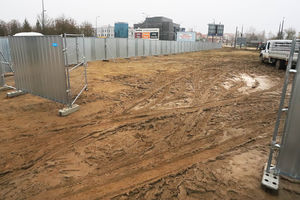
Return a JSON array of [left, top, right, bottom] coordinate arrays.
[[150, 40, 156, 55], [166, 41, 171, 54], [161, 41, 167, 54], [0, 61, 3, 86], [128, 39, 136, 57], [117, 38, 128, 58], [144, 40, 150, 56], [9, 36, 68, 104], [95, 38, 105, 60], [106, 38, 117, 59], [84, 37, 95, 61], [174, 42, 178, 54], [277, 59, 300, 179], [136, 39, 144, 57], [0, 37, 12, 73], [171, 41, 176, 54], [156, 40, 161, 55], [77, 37, 85, 62], [65, 37, 77, 65]]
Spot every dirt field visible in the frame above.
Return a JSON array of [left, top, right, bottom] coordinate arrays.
[[1, 48, 300, 200]]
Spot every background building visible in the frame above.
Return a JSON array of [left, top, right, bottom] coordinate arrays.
[[97, 25, 114, 38], [134, 17, 180, 41], [114, 22, 128, 38]]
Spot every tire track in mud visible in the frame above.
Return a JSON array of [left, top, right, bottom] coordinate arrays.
[[0, 50, 284, 200], [53, 124, 270, 200], [0, 80, 280, 189]]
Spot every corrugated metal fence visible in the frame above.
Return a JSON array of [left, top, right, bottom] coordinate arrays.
[[1, 36, 221, 105], [9, 36, 69, 104], [65, 38, 222, 64]]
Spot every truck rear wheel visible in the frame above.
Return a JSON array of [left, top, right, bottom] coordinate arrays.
[[275, 60, 285, 70], [260, 54, 265, 63]]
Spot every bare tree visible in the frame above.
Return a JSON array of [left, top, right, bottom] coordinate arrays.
[[284, 28, 296, 40], [34, 20, 42, 33], [80, 21, 94, 37], [0, 20, 8, 36], [54, 16, 79, 35], [7, 20, 21, 35], [22, 19, 32, 32]]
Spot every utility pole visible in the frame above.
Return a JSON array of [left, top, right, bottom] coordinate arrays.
[[240, 25, 243, 48], [234, 26, 238, 48], [281, 17, 285, 39], [41, 0, 46, 31], [95, 16, 100, 37]]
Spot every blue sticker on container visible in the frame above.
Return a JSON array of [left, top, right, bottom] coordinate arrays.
[[52, 43, 58, 47]]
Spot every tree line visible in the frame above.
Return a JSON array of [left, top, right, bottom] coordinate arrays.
[[0, 15, 95, 36]]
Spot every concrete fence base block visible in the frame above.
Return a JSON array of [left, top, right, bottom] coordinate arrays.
[[59, 104, 80, 116], [0, 86, 11, 92], [7, 90, 25, 98]]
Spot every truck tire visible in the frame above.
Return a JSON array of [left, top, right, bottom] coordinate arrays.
[[260, 54, 264, 63], [275, 60, 284, 70]]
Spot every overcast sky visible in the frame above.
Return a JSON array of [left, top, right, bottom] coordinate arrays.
[[0, 0, 299, 35]]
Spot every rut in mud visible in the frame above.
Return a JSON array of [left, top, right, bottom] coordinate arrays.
[[0, 48, 299, 200]]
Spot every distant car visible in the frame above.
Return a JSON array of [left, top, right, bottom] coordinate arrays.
[[259, 42, 266, 50], [13, 32, 44, 36]]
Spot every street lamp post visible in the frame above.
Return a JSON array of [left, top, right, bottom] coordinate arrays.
[[95, 16, 100, 37], [41, 0, 46, 31]]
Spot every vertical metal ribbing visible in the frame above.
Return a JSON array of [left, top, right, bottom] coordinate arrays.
[[63, 34, 72, 107], [82, 34, 88, 91], [266, 38, 297, 172], [276, 44, 300, 172]]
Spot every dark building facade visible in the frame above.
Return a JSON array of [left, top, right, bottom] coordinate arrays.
[[114, 22, 129, 38], [134, 17, 180, 41]]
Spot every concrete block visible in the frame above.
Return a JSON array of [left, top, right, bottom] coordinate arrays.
[[59, 104, 80, 116], [0, 86, 11, 92], [7, 90, 25, 98]]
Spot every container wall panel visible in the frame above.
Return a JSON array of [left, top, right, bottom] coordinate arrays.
[[9, 36, 68, 104]]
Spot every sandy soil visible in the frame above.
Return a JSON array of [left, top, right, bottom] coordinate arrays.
[[1, 48, 300, 200]]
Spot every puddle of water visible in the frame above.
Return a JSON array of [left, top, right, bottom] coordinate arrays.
[[222, 73, 275, 94]]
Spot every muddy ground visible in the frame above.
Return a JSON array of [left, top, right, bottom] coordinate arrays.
[[1, 48, 300, 200]]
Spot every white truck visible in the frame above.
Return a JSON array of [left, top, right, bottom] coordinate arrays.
[[260, 39, 300, 69]]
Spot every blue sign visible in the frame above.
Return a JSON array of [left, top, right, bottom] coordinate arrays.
[[52, 43, 58, 47]]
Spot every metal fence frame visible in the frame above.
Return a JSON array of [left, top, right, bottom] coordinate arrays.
[[0, 37, 14, 88], [63, 33, 88, 108]]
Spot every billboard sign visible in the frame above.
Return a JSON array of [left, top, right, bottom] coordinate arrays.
[[236, 37, 247, 45], [135, 32, 142, 39], [176, 32, 196, 42], [142, 32, 150, 39], [208, 24, 224, 37], [150, 32, 159, 40], [135, 28, 159, 40]]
